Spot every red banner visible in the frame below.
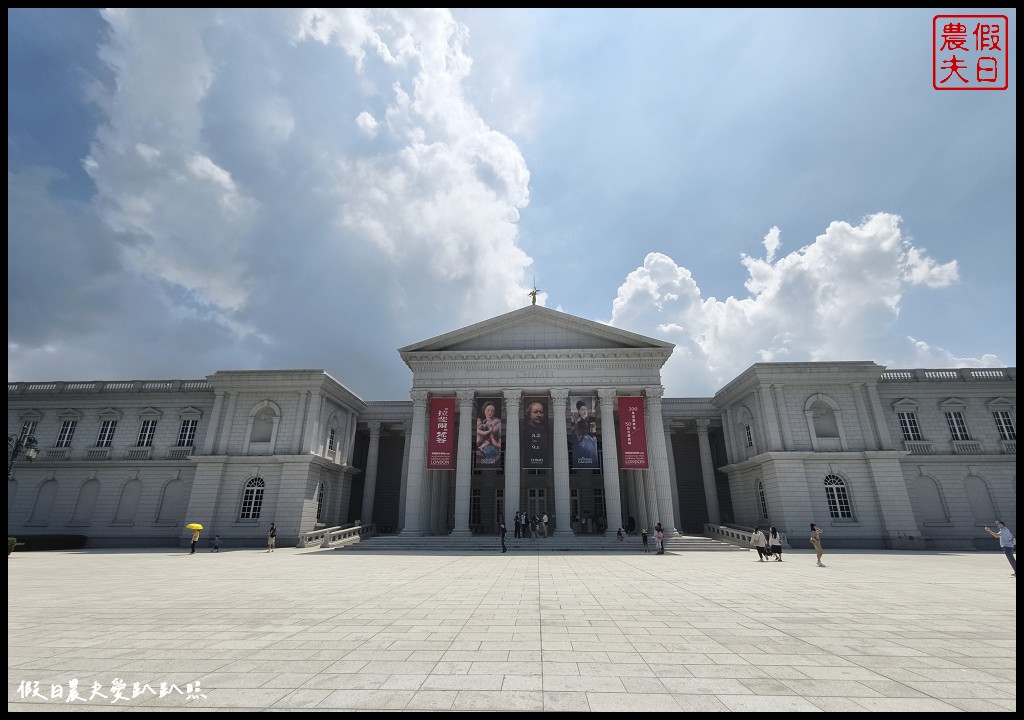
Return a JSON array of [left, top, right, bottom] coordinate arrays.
[[617, 396, 649, 469], [427, 398, 456, 469]]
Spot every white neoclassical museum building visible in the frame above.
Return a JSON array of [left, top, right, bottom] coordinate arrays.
[[7, 305, 1017, 550]]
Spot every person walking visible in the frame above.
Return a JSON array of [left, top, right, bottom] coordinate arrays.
[[616, 527, 624, 541], [641, 528, 650, 553], [268, 522, 277, 552], [542, 513, 549, 538], [751, 526, 769, 561], [656, 529, 665, 554], [768, 527, 783, 561], [210, 535, 222, 553], [500, 519, 507, 553], [810, 522, 825, 567], [984, 521, 1015, 576], [189, 528, 200, 555], [514, 511, 521, 539]]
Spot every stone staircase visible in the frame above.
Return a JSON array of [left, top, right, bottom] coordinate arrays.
[[337, 533, 746, 553]]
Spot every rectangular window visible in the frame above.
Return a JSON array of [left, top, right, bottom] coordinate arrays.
[[744, 425, 753, 448], [470, 488, 482, 525], [137, 419, 158, 447], [758, 483, 769, 519], [944, 411, 970, 441], [993, 411, 1016, 441], [897, 411, 922, 441], [20, 420, 37, 440], [96, 420, 118, 448], [495, 488, 504, 527], [56, 420, 77, 448], [177, 419, 198, 447]]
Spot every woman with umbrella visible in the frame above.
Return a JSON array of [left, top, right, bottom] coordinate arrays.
[[186, 523, 203, 554]]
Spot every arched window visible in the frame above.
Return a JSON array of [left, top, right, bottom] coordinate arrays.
[[912, 476, 948, 523], [70, 479, 100, 525], [250, 408, 275, 443], [157, 478, 186, 524], [964, 476, 997, 523], [811, 400, 840, 438], [29, 479, 59, 525], [824, 475, 853, 519], [240, 477, 266, 520], [114, 479, 142, 524]]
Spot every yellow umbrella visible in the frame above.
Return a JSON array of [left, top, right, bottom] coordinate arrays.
[[186, 523, 204, 531]]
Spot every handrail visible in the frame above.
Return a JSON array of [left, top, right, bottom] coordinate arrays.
[[704, 523, 790, 548], [297, 522, 377, 548]]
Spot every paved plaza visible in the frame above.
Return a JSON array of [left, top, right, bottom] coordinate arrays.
[[8, 544, 1017, 712]]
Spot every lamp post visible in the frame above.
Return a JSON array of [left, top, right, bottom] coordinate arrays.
[[8, 433, 39, 480]]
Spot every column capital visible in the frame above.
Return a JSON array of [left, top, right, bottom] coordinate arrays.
[[366, 420, 382, 435], [645, 386, 665, 401], [597, 388, 618, 401], [695, 418, 711, 433], [411, 389, 429, 404], [550, 388, 569, 402], [456, 389, 476, 404], [503, 389, 523, 407]]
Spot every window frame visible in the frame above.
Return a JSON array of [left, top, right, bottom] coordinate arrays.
[[824, 474, 854, 519], [239, 477, 266, 520]]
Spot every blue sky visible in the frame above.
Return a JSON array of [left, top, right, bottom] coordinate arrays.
[[7, 9, 1016, 400]]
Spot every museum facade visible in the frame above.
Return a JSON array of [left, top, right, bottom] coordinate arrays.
[[7, 306, 1017, 550]]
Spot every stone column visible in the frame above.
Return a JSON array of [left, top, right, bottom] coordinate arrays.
[[597, 388, 624, 536], [202, 391, 225, 455], [696, 418, 721, 525], [218, 392, 238, 454], [299, 392, 321, 454], [431, 469, 444, 534], [851, 383, 878, 450], [397, 421, 411, 530], [359, 421, 382, 524], [627, 471, 641, 530], [772, 385, 792, 450], [643, 469, 659, 535], [503, 389, 522, 530], [452, 390, 475, 536], [663, 420, 682, 532], [645, 388, 678, 537], [866, 381, 895, 450], [400, 390, 429, 536], [550, 388, 573, 536], [759, 386, 783, 451]]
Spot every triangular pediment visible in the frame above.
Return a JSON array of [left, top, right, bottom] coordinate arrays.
[[400, 305, 674, 355]]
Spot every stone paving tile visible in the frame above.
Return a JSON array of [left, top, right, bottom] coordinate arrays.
[[6, 548, 1016, 712], [717, 694, 824, 711], [585, 691, 682, 711], [851, 696, 963, 711], [451, 690, 543, 711]]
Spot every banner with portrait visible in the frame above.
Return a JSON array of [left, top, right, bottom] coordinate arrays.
[[426, 397, 456, 469], [521, 396, 551, 469], [569, 395, 601, 470], [473, 397, 504, 468], [617, 396, 649, 469]]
